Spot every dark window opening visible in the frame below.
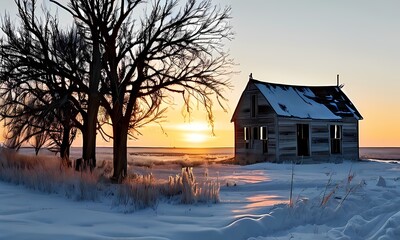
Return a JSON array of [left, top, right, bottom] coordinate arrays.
[[251, 95, 257, 117], [258, 105, 271, 114], [330, 125, 342, 154], [262, 140, 268, 153], [253, 127, 259, 140], [297, 124, 310, 156]]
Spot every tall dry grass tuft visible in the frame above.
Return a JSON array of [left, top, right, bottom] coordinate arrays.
[[317, 166, 363, 211], [196, 181, 220, 203], [320, 172, 334, 207], [181, 167, 196, 204], [114, 174, 159, 211], [165, 167, 220, 204], [166, 174, 182, 197], [289, 162, 295, 207]]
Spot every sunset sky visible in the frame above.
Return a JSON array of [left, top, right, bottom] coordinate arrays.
[[3, 0, 400, 148], [134, 0, 400, 148]]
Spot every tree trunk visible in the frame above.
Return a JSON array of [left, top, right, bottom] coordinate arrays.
[[82, 94, 99, 167], [60, 125, 72, 168], [111, 121, 128, 183], [82, 39, 102, 168], [60, 125, 70, 160]]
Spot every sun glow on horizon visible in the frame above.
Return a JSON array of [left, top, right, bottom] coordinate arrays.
[[179, 122, 211, 144], [184, 132, 208, 143], [122, 106, 234, 148]]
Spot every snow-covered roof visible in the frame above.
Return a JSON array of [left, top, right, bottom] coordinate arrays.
[[252, 79, 362, 120]]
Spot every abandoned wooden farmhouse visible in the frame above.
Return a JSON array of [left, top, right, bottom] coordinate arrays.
[[231, 78, 363, 164]]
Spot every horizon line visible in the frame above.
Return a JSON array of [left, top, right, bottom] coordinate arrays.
[[15, 146, 400, 149]]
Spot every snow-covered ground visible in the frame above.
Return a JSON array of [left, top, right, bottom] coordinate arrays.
[[0, 150, 399, 239]]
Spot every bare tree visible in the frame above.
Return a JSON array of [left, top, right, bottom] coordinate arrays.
[[1, 0, 234, 182], [48, 0, 119, 168], [51, 0, 234, 181], [0, 0, 88, 160]]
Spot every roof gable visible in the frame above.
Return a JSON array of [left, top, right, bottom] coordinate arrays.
[[230, 80, 253, 122]]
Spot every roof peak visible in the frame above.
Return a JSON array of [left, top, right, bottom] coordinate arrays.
[[249, 78, 339, 89]]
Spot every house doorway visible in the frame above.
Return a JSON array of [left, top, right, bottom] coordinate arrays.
[[297, 124, 310, 156]]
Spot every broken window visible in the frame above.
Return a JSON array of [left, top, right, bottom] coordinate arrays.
[[330, 125, 342, 154], [297, 124, 310, 156], [260, 126, 268, 140], [244, 127, 251, 149], [260, 126, 268, 153], [244, 127, 250, 141]]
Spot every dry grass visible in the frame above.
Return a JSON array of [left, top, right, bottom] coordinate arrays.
[[166, 167, 220, 204], [0, 149, 101, 201], [130, 158, 225, 168], [0, 147, 61, 170], [0, 148, 220, 211], [317, 166, 363, 211], [114, 174, 159, 211], [114, 167, 220, 212]]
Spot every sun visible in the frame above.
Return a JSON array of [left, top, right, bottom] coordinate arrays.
[[177, 122, 210, 144], [184, 132, 208, 143]]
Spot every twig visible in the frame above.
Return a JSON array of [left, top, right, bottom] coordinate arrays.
[[320, 172, 333, 207], [289, 161, 294, 207]]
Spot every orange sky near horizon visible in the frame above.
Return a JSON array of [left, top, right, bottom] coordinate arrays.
[[2, 0, 400, 148], [122, 84, 400, 148]]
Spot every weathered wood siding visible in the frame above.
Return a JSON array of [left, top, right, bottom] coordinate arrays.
[[232, 82, 361, 164], [276, 119, 360, 163], [277, 118, 298, 161], [311, 122, 330, 160], [341, 120, 359, 160], [233, 83, 278, 164]]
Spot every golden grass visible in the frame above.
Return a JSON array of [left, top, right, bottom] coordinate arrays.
[[0, 148, 220, 211]]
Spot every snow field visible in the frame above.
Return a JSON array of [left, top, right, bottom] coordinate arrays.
[[0, 148, 399, 239], [244, 161, 400, 240]]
